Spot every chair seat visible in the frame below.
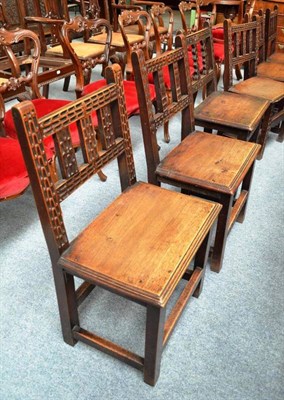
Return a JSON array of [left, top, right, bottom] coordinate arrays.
[[82, 79, 156, 116], [59, 181, 221, 306], [213, 41, 225, 63], [212, 25, 224, 41], [257, 62, 284, 82], [156, 131, 260, 195], [46, 42, 106, 59], [194, 91, 270, 132], [89, 31, 144, 48], [0, 137, 29, 200], [0, 77, 8, 85], [4, 99, 80, 156], [267, 53, 284, 64], [229, 76, 284, 103]]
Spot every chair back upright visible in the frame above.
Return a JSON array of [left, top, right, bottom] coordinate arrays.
[[131, 36, 195, 184], [183, 24, 217, 97], [150, 3, 174, 54], [0, 26, 42, 107], [11, 63, 136, 261], [223, 17, 259, 90], [61, 16, 112, 97], [265, 5, 278, 59], [179, 1, 200, 34]]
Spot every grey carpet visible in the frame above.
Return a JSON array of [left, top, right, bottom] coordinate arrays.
[[1, 68, 284, 400]]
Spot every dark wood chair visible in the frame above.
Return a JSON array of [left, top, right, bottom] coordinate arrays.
[[132, 35, 261, 273], [12, 62, 221, 386], [223, 16, 284, 153], [184, 25, 271, 159]]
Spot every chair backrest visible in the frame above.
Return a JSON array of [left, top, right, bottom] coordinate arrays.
[[178, 1, 200, 34], [223, 17, 258, 90], [80, 0, 101, 19], [131, 35, 195, 184], [254, 9, 265, 63], [118, 9, 152, 75], [183, 24, 217, 97], [265, 5, 278, 59], [11, 63, 136, 262], [0, 27, 41, 98], [61, 16, 112, 97], [150, 3, 174, 54]]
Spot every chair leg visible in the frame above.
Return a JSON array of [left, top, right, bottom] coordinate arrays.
[[193, 228, 213, 298], [276, 121, 284, 143], [236, 162, 256, 224], [256, 106, 272, 160], [144, 305, 166, 386], [235, 64, 242, 80], [163, 121, 170, 143], [63, 76, 71, 92], [210, 194, 234, 273], [53, 266, 79, 346]]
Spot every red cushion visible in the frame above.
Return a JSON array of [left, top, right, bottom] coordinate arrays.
[[148, 66, 172, 89], [212, 27, 224, 41], [213, 41, 225, 63], [4, 98, 80, 156], [83, 80, 156, 116], [0, 137, 30, 200]]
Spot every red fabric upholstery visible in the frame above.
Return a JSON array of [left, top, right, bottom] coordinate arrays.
[[212, 27, 224, 41], [83, 80, 156, 116], [212, 42, 225, 63], [0, 137, 29, 200], [4, 99, 80, 156]]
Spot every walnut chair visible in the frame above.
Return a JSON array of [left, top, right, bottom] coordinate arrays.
[[223, 17, 284, 154], [12, 63, 221, 386], [132, 35, 261, 273], [184, 25, 271, 159]]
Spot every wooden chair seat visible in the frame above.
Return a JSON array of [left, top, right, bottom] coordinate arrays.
[[229, 77, 284, 103], [59, 182, 221, 307], [156, 132, 260, 195], [89, 31, 144, 48], [194, 91, 269, 137], [257, 62, 284, 82], [46, 42, 107, 59], [0, 77, 8, 85]]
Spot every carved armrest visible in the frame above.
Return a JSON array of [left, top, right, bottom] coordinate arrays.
[[24, 16, 65, 26]]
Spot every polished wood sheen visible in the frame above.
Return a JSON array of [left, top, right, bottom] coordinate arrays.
[[12, 63, 221, 386], [132, 35, 261, 272]]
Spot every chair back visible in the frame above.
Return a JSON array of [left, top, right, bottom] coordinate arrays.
[[150, 3, 174, 54], [223, 17, 258, 90], [178, 1, 200, 34], [0, 27, 41, 100], [182, 24, 217, 96], [131, 36, 195, 184], [61, 16, 112, 96], [265, 5, 278, 59], [118, 10, 151, 75], [11, 63, 136, 262]]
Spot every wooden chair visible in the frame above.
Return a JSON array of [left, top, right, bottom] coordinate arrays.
[[131, 36, 261, 273], [149, 3, 174, 54], [12, 63, 221, 386], [183, 24, 271, 159], [223, 17, 284, 153], [24, 0, 110, 87]]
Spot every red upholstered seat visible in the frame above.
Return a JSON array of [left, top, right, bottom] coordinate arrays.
[[0, 137, 30, 200], [4, 99, 80, 154], [148, 64, 195, 88], [212, 41, 225, 63], [83, 80, 156, 116], [212, 27, 224, 41]]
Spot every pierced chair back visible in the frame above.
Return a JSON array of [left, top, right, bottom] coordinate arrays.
[[118, 9, 152, 78], [131, 37, 195, 183], [223, 17, 258, 90], [150, 3, 174, 55], [179, 0, 201, 34]]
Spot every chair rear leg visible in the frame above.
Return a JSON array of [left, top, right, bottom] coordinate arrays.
[[236, 161, 256, 224]]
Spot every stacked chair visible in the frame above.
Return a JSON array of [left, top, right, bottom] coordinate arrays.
[[1, 0, 283, 386]]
